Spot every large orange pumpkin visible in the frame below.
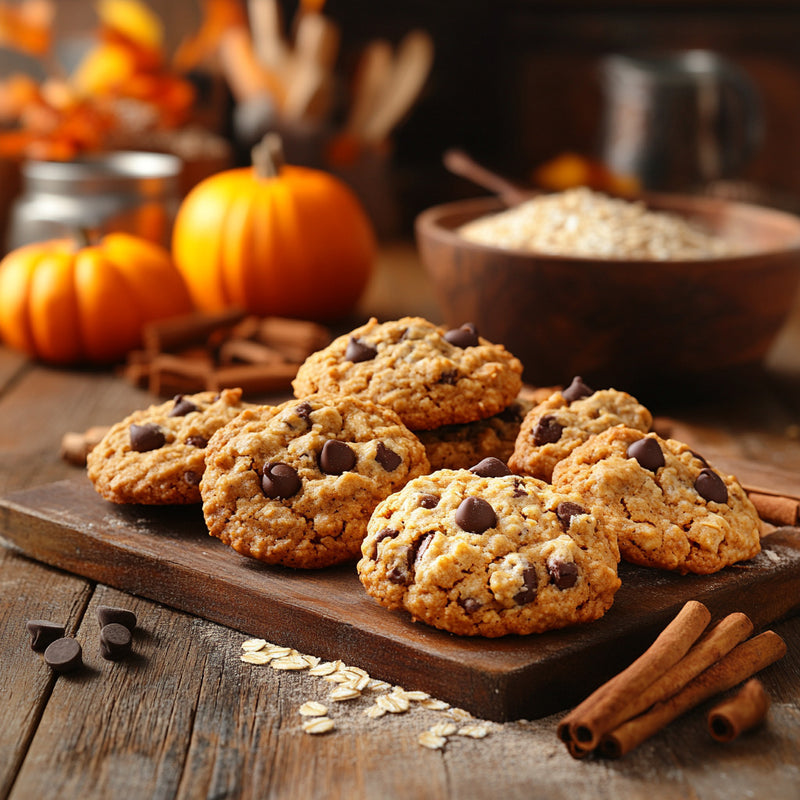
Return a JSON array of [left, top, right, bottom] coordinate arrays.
[[172, 134, 376, 320], [0, 231, 193, 364]]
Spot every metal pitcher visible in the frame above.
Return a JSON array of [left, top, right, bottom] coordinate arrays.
[[599, 51, 763, 192]]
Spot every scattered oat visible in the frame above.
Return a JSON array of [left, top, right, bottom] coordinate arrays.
[[301, 654, 321, 668], [299, 701, 329, 717], [376, 693, 410, 714], [240, 651, 272, 665], [308, 660, 341, 676], [429, 722, 457, 737], [264, 645, 293, 658], [329, 685, 362, 702], [458, 724, 490, 739], [241, 638, 268, 652], [418, 730, 447, 750], [363, 704, 387, 719], [367, 679, 392, 693], [271, 654, 311, 670], [402, 690, 430, 702], [303, 717, 335, 734], [449, 707, 473, 721], [420, 698, 450, 711]]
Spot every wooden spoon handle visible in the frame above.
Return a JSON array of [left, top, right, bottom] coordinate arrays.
[[443, 148, 534, 206]]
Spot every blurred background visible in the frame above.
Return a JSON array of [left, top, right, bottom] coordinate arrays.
[[4, 0, 800, 246]]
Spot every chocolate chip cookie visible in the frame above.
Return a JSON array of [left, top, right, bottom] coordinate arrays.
[[508, 376, 653, 482], [87, 388, 250, 504], [415, 398, 532, 471], [201, 394, 430, 568], [291, 317, 523, 431], [358, 458, 621, 637], [551, 426, 761, 574]]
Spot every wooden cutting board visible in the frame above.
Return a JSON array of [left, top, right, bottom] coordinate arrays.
[[2, 477, 799, 723]]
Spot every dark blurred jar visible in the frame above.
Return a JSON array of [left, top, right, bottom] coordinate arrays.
[[8, 151, 182, 249], [600, 51, 763, 192]]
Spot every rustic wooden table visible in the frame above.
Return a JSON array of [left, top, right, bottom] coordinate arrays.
[[1, 244, 799, 800]]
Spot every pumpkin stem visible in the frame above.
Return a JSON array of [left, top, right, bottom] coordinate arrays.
[[72, 228, 94, 249], [252, 133, 285, 179]]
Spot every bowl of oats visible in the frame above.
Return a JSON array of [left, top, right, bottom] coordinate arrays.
[[415, 187, 800, 394]]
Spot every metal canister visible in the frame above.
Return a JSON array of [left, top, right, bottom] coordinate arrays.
[[7, 151, 182, 249]]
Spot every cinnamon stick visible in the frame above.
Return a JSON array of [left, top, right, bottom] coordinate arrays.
[[747, 492, 800, 527], [564, 600, 712, 751], [598, 630, 786, 758], [143, 309, 247, 354], [707, 678, 770, 743]]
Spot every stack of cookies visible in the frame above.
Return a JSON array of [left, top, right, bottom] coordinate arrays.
[[85, 315, 762, 639]]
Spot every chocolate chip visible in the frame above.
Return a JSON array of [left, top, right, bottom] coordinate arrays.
[[469, 457, 512, 478], [319, 440, 356, 474], [44, 637, 82, 673], [411, 533, 434, 567], [371, 527, 399, 560], [459, 597, 481, 614], [26, 620, 65, 652], [99, 623, 132, 661], [375, 442, 402, 471], [695, 468, 728, 504], [345, 336, 377, 363], [438, 369, 459, 385], [562, 376, 594, 403], [97, 605, 137, 631], [533, 415, 563, 446], [548, 557, 579, 589], [497, 402, 525, 423], [129, 423, 165, 452], [295, 401, 313, 422], [556, 501, 587, 531], [513, 567, 538, 604], [184, 470, 201, 486], [690, 449, 709, 467], [455, 497, 496, 533], [418, 494, 439, 509], [627, 437, 665, 472], [512, 479, 528, 497], [443, 323, 479, 348], [168, 395, 197, 417], [262, 462, 302, 498], [387, 561, 410, 584], [185, 435, 208, 449]]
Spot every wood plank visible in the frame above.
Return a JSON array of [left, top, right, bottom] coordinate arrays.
[[2, 477, 799, 723], [0, 548, 92, 797]]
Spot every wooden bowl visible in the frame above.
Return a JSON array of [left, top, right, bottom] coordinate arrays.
[[415, 193, 800, 395]]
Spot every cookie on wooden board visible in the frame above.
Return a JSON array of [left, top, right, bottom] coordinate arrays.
[[358, 459, 621, 637], [551, 426, 762, 574], [292, 316, 523, 431]]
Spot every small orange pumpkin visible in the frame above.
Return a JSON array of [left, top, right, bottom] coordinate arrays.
[[172, 134, 376, 321], [0, 231, 193, 364]]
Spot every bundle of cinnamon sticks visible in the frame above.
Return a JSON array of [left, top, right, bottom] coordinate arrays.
[[557, 600, 785, 758], [121, 309, 330, 397]]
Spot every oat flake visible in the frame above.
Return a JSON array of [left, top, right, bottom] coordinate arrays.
[[299, 701, 329, 717]]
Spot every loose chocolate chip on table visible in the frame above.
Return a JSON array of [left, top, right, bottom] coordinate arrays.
[[417, 494, 439, 509], [345, 336, 378, 363], [455, 496, 497, 533], [627, 437, 665, 472], [129, 423, 166, 452], [319, 440, 356, 474], [100, 623, 133, 661], [561, 376, 594, 403], [695, 468, 728, 504], [555, 501, 588, 530], [469, 457, 512, 478], [548, 557, 579, 589], [184, 435, 208, 449], [262, 462, 302, 499], [533, 415, 563, 446], [26, 619, 65, 651], [375, 441, 402, 471], [513, 566, 538, 604], [97, 605, 137, 631], [443, 323, 479, 348], [168, 395, 197, 417], [44, 637, 82, 673]]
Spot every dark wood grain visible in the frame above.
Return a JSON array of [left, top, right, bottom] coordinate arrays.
[[2, 477, 799, 723]]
